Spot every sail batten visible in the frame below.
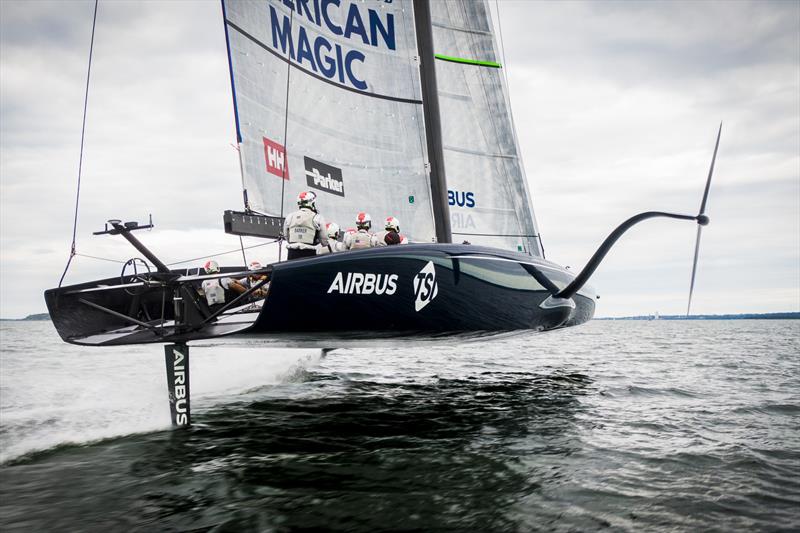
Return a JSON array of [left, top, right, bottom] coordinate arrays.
[[434, 54, 502, 68]]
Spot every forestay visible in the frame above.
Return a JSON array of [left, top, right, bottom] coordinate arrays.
[[222, 0, 437, 242], [430, 0, 543, 255]]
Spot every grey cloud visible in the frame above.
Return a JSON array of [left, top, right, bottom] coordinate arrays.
[[499, 1, 799, 83]]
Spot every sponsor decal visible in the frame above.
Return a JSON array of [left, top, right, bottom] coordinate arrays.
[[304, 157, 345, 196], [267, 1, 396, 92], [263, 137, 289, 179], [328, 272, 398, 295], [171, 348, 189, 426], [448, 190, 475, 208], [413, 261, 438, 312], [451, 212, 476, 230]]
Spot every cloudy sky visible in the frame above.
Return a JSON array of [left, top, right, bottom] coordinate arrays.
[[1, 0, 798, 319]]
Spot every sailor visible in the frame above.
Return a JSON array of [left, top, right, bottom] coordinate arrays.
[[283, 191, 328, 260], [240, 260, 269, 298], [318, 222, 345, 254], [344, 212, 375, 250], [374, 216, 405, 246], [200, 260, 235, 306]]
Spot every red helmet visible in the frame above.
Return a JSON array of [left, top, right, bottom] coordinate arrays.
[[203, 260, 220, 274], [384, 216, 400, 232], [297, 191, 317, 211], [325, 222, 340, 239]]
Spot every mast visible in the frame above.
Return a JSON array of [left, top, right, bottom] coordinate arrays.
[[413, 0, 451, 243]]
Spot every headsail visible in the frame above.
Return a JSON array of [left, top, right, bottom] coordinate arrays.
[[430, 0, 543, 255], [222, 0, 437, 242]]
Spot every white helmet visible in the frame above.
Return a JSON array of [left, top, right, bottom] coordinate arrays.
[[384, 216, 400, 232], [355, 212, 372, 230], [297, 191, 317, 211], [326, 222, 340, 240], [248, 260, 263, 271], [203, 260, 220, 274]]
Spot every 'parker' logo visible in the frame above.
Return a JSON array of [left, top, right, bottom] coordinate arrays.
[[304, 157, 345, 197], [413, 261, 438, 312], [263, 137, 289, 180]]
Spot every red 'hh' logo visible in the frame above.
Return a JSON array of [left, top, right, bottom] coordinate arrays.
[[263, 137, 289, 180]]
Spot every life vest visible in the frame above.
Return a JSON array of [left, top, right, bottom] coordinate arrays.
[[287, 208, 318, 245], [201, 279, 225, 305], [349, 229, 373, 250]]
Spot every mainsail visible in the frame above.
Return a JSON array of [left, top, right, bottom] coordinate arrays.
[[222, 0, 437, 242], [222, 0, 542, 253], [430, 0, 543, 255]]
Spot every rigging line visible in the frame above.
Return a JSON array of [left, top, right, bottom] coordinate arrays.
[[493, 0, 510, 87], [233, 143, 250, 211], [239, 236, 248, 266], [74, 253, 127, 264], [277, 7, 294, 262], [165, 239, 279, 267], [58, 0, 99, 288]]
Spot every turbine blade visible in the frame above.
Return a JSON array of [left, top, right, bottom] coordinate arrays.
[[687, 225, 703, 316], [699, 122, 722, 216]]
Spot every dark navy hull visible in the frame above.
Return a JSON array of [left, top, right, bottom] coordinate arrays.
[[45, 244, 595, 346], [256, 244, 594, 333]]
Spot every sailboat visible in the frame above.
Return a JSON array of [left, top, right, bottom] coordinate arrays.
[[45, 1, 718, 349]]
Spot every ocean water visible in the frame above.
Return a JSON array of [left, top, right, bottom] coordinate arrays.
[[0, 320, 798, 532]]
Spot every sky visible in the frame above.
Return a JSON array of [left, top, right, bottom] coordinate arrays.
[[1, 0, 798, 319]]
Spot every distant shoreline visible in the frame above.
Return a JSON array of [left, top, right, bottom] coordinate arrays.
[[595, 312, 799, 321], [0, 313, 51, 322]]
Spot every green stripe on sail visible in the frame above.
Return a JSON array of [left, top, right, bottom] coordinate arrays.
[[434, 54, 502, 68]]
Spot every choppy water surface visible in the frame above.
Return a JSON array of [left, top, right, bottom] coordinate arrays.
[[1, 320, 798, 531]]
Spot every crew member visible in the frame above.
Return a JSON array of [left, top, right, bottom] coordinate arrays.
[[374, 216, 404, 246], [200, 260, 236, 305], [344, 212, 375, 250], [239, 260, 269, 298], [283, 191, 328, 260], [318, 222, 345, 254], [201, 259, 268, 304]]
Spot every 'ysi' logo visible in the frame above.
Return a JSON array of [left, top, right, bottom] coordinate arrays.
[[413, 261, 438, 312]]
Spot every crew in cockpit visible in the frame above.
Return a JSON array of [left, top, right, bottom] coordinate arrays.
[[374, 216, 405, 246], [318, 222, 345, 254], [200, 260, 235, 306], [344, 212, 375, 250], [284, 191, 328, 260], [239, 260, 269, 298]]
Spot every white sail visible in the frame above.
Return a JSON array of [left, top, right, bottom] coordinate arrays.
[[430, 0, 543, 255], [222, 0, 437, 241]]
